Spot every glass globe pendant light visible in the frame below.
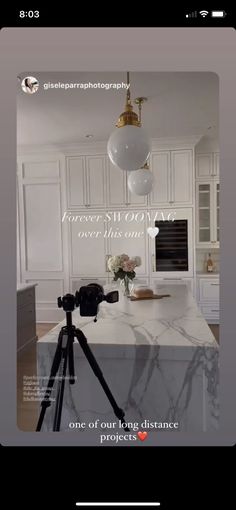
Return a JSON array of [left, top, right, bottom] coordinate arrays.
[[128, 161, 154, 196], [107, 72, 150, 171], [127, 98, 153, 196]]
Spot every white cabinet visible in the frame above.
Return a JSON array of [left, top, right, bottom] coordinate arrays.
[[150, 152, 170, 205], [196, 181, 219, 247], [196, 153, 219, 179], [150, 150, 193, 207], [171, 151, 193, 205], [69, 212, 107, 277], [107, 160, 147, 207], [152, 277, 194, 294], [199, 278, 219, 302], [67, 155, 106, 209], [197, 276, 219, 323]]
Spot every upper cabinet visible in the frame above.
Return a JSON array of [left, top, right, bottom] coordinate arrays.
[[66, 155, 106, 209], [196, 152, 219, 179], [150, 149, 193, 207], [107, 160, 147, 208], [196, 181, 219, 248], [196, 152, 220, 247], [59, 147, 195, 210]]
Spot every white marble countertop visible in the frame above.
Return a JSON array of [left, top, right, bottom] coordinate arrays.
[[17, 282, 37, 292], [38, 284, 217, 351]]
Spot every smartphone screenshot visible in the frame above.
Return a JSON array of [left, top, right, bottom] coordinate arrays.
[[0, 7, 235, 509]]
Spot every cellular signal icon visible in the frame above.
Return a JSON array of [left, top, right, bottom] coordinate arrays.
[[186, 11, 197, 18], [199, 10, 209, 17]]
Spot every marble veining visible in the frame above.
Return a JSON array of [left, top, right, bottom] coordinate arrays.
[[37, 285, 219, 434]]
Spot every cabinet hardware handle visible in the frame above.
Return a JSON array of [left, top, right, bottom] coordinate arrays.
[[169, 200, 174, 204], [211, 310, 219, 312], [211, 283, 219, 286], [164, 278, 182, 280]]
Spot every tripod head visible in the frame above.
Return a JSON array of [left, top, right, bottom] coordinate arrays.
[[57, 283, 119, 317]]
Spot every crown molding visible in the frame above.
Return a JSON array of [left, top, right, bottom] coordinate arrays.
[[17, 135, 203, 157]]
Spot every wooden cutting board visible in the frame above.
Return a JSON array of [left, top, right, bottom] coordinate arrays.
[[128, 294, 170, 301]]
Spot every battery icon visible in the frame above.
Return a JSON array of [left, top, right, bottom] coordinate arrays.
[[211, 10, 226, 17]]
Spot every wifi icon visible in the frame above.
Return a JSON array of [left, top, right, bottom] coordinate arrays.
[[199, 10, 209, 17]]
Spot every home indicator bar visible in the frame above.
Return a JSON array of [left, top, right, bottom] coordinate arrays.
[[76, 504, 161, 507]]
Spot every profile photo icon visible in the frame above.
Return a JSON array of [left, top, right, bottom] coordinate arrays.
[[21, 76, 39, 94]]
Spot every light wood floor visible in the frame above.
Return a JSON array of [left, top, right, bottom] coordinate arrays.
[[17, 322, 219, 431]]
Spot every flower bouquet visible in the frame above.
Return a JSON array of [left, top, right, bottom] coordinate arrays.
[[107, 254, 142, 296]]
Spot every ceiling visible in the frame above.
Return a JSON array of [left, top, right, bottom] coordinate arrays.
[[17, 72, 219, 146]]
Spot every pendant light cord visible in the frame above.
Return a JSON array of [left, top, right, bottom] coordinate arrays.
[[126, 71, 130, 104]]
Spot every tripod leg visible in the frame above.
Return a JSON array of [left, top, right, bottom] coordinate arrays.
[[52, 332, 71, 431], [75, 329, 129, 431], [68, 340, 75, 385], [36, 331, 63, 431]]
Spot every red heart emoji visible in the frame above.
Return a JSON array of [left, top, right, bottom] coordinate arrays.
[[137, 431, 148, 441]]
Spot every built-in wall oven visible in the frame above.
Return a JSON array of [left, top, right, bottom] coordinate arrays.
[[150, 208, 193, 277]]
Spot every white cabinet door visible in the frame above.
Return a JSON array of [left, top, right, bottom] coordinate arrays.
[[171, 150, 193, 205], [86, 155, 106, 208], [150, 151, 170, 206], [107, 160, 127, 207], [70, 213, 107, 276], [196, 154, 212, 179], [66, 156, 86, 208], [199, 278, 219, 301], [107, 211, 147, 276], [152, 277, 194, 294], [23, 183, 63, 272], [67, 155, 106, 209]]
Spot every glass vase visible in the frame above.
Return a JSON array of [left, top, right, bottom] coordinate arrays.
[[120, 275, 133, 297]]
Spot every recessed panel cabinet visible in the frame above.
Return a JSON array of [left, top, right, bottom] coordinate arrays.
[[196, 153, 219, 179], [150, 150, 193, 207], [67, 155, 106, 209], [107, 160, 147, 207]]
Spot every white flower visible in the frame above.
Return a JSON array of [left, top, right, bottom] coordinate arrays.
[[120, 253, 129, 263], [132, 256, 142, 267], [107, 255, 121, 272]]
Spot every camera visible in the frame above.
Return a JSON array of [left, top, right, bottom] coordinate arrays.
[[57, 283, 119, 316]]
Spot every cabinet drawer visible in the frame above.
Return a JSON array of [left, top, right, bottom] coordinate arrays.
[[17, 287, 35, 308], [200, 305, 219, 320], [153, 278, 193, 293], [71, 278, 107, 294], [199, 279, 219, 301]]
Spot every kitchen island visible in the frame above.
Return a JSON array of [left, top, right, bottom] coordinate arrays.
[[37, 284, 219, 434]]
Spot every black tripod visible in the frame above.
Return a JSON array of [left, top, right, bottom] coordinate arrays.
[[36, 311, 129, 431]]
